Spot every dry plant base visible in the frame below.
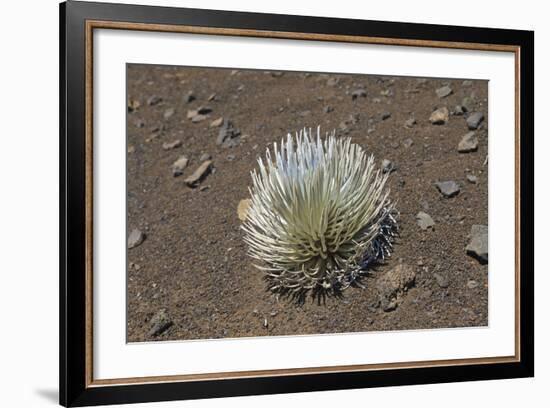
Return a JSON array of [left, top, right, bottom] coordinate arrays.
[[265, 210, 398, 304]]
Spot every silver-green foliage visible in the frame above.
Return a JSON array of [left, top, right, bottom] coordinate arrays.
[[242, 128, 397, 299]]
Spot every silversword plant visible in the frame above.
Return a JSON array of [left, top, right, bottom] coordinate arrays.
[[242, 128, 397, 300]]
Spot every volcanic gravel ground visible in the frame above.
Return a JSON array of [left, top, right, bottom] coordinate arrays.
[[126, 64, 488, 342]]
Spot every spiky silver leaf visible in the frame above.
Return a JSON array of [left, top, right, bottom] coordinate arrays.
[[242, 128, 397, 300]]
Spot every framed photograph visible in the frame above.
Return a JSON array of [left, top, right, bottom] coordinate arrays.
[[60, 1, 534, 406]]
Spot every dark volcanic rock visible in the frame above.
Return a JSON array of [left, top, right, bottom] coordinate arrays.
[[183, 91, 196, 103], [466, 224, 488, 264], [382, 159, 395, 174], [351, 89, 367, 100], [452, 105, 465, 116], [147, 95, 162, 106], [187, 106, 212, 120], [172, 155, 189, 177], [404, 118, 417, 128], [148, 309, 173, 337], [216, 119, 241, 147], [466, 112, 484, 130], [461, 95, 476, 112], [184, 160, 212, 187], [435, 85, 453, 98], [197, 106, 212, 115], [162, 140, 182, 150], [416, 211, 435, 230], [458, 131, 479, 153], [128, 229, 145, 249], [435, 180, 460, 198], [377, 263, 416, 312]]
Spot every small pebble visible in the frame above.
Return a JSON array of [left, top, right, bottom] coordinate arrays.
[[183, 91, 195, 103], [351, 89, 367, 99], [404, 118, 416, 128], [210, 117, 224, 128], [461, 96, 476, 112], [452, 105, 465, 116], [148, 309, 173, 337], [416, 211, 435, 230], [435, 85, 453, 98], [128, 229, 145, 249], [147, 95, 162, 106], [466, 112, 484, 130], [162, 140, 182, 150], [467, 280, 479, 289], [466, 224, 488, 264], [382, 159, 395, 173], [429, 107, 449, 125], [433, 272, 450, 288], [458, 131, 479, 153], [172, 155, 189, 177], [327, 77, 339, 87], [184, 160, 212, 187], [191, 114, 208, 123], [163, 108, 175, 119], [435, 181, 460, 198]]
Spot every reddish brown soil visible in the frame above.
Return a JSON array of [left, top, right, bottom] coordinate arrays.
[[126, 64, 488, 342]]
